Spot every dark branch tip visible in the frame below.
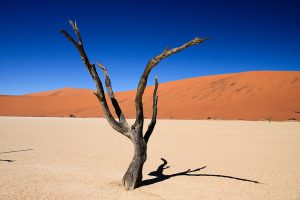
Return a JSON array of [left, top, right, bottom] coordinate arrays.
[[93, 92, 99, 98], [163, 47, 169, 53]]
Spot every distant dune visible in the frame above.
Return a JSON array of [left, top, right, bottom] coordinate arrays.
[[0, 71, 299, 121]]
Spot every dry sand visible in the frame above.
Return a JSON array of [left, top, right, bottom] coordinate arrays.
[[1, 117, 300, 200], [1, 71, 300, 121]]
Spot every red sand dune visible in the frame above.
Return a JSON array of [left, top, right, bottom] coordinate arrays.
[[0, 71, 300, 121]]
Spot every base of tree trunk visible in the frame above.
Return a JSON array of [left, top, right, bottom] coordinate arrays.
[[122, 160, 144, 190], [122, 136, 147, 190]]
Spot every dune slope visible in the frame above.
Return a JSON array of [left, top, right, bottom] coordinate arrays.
[[0, 71, 299, 121]]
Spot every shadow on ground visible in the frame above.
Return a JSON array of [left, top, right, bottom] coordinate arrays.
[[0, 149, 34, 163], [141, 158, 260, 187], [0, 159, 15, 162]]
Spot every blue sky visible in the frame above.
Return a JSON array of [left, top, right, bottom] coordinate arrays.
[[1, 0, 299, 95]]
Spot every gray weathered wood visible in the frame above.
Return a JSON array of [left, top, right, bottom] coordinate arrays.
[[97, 63, 127, 125], [60, 21, 130, 138], [144, 75, 158, 143], [134, 37, 209, 126], [61, 20, 208, 190]]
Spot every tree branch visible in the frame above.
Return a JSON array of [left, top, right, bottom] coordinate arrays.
[[134, 37, 209, 130], [60, 30, 78, 48], [60, 20, 130, 138], [97, 63, 127, 124], [154, 37, 209, 63], [69, 20, 83, 46], [144, 75, 158, 143]]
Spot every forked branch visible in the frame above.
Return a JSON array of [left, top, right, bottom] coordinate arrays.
[[62, 20, 209, 190], [60, 20, 130, 138], [154, 37, 209, 64], [135, 37, 209, 132], [97, 63, 127, 125]]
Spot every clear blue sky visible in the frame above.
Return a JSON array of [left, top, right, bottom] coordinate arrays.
[[1, 0, 299, 95]]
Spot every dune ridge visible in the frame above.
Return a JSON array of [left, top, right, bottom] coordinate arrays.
[[24, 87, 93, 97], [0, 71, 299, 121]]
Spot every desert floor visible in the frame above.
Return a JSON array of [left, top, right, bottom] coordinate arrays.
[[0, 117, 299, 200]]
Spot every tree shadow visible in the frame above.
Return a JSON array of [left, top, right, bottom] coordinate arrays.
[[0, 149, 34, 163], [0, 149, 34, 154], [141, 158, 260, 187], [0, 159, 15, 162]]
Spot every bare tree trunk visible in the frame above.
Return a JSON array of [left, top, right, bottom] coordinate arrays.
[[61, 20, 208, 190], [122, 129, 147, 190]]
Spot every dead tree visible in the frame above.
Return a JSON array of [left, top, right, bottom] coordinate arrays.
[[61, 20, 208, 190]]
